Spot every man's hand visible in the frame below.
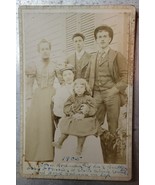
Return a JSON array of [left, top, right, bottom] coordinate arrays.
[[106, 86, 119, 97]]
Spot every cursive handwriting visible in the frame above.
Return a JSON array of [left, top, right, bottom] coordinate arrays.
[[26, 162, 128, 179], [62, 156, 82, 162]]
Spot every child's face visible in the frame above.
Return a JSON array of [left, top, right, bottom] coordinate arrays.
[[74, 83, 85, 96], [62, 70, 74, 84]]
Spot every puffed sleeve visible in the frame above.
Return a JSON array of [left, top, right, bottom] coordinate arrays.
[[85, 96, 97, 117], [63, 95, 76, 116], [25, 62, 37, 99], [25, 62, 37, 76]]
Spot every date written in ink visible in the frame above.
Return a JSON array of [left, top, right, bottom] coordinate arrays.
[[62, 156, 83, 162]]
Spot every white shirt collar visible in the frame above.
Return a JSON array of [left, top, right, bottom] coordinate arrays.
[[98, 46, 110, 56], [75, 49, 85, 60]]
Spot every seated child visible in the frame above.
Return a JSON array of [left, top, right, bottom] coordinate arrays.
[[52, 78, 99, 155], [53, 64, 74, 124]]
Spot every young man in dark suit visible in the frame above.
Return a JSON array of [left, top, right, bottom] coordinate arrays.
[[65, 33, 91, 80], [86, 25, 128, 163]]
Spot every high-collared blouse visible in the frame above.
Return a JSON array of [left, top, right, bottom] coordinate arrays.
[[25, 60, 56, 88]]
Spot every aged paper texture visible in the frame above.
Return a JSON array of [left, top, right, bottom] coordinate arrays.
[[19, 5, 136, 181]]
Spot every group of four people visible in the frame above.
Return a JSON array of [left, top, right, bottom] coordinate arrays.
[[25, 25, 128, 164]]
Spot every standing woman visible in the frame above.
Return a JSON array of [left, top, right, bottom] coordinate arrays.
[[25, 39, 56, 162]]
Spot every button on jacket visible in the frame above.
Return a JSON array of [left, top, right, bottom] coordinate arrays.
[[65, 51, 91, 79], [85, 48, 128, 106]]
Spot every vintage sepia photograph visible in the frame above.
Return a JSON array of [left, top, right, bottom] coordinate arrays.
[[19, 5, 136, 181]]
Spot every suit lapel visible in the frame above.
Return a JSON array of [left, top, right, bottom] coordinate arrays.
[[89, 53, 97, 90], [80, 52, 89, 69], [73, 53, 76, 67], [68, 53, 76, 67], [107, 49, 118, 80], [98, 52, 109, 66]]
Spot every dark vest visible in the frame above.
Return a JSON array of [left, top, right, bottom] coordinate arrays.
[[94, 53, 115, 91]]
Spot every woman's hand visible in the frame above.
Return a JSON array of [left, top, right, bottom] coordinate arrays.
[[72, 113, 84, 120], [80, 104, 89, 115]]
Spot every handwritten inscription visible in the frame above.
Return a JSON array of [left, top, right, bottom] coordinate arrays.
[[26, 162, 128, 179], [62, 156, 83, 162]]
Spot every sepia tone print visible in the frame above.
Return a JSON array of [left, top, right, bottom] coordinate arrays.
[[19, 5, 136, 181]]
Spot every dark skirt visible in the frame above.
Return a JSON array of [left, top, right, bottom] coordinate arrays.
[[59, 116, 99, 137]]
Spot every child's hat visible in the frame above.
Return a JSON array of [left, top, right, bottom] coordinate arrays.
[[60, 63, 75, 73]]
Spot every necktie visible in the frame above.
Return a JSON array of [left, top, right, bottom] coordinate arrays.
[[97, 51, 105, 65]]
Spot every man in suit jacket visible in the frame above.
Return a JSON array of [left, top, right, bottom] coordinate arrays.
[[65, 33, 91, 80], [85, 25, 128, 163]]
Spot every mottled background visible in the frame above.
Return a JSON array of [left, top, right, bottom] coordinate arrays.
[[16, 0, 139, 184]]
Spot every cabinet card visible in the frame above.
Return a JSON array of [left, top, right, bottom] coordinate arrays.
[[19, 5, 136, 181]]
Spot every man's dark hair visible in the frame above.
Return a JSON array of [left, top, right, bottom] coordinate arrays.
[[72, 33, 85, 41], [94, 25, 113, 43]]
